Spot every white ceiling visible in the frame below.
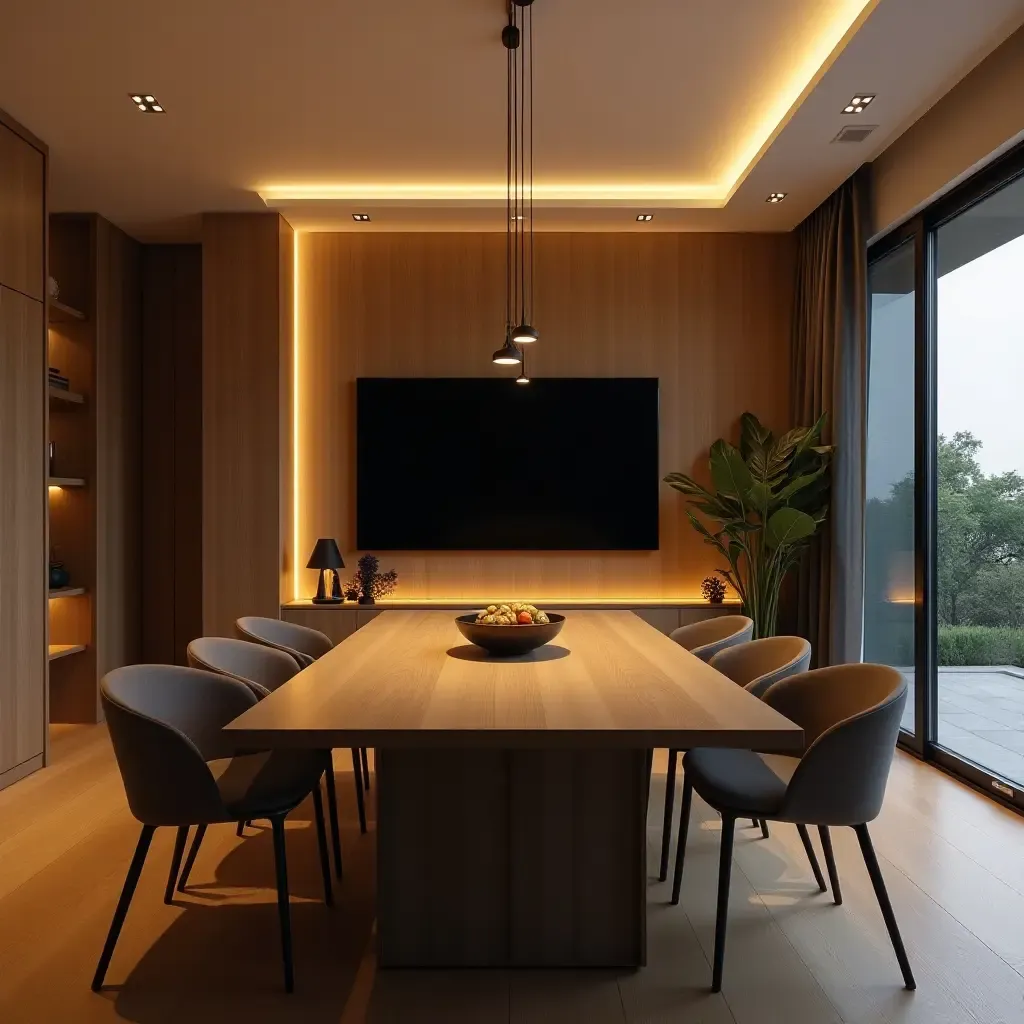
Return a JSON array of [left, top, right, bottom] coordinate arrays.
[[1, 0, 1022, 240]]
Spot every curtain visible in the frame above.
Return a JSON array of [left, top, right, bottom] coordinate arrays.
[[791, 165, 871, 667]]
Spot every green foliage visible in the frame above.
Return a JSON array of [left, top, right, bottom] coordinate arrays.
[[664, 412, 833, 638], [938, 625, 1024, 668]]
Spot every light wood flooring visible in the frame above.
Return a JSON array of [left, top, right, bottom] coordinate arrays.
[[2, 727, 1024, 1022]]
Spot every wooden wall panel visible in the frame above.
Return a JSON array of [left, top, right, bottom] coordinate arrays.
[[293, 232, 794, 602], [0, 122, 44, 301], [141, 245, 202, 663], [0, 287, 46, 771], [202, 213, 293, 637]]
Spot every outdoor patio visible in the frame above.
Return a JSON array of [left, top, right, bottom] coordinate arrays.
[[903, 666, 1024, 787]]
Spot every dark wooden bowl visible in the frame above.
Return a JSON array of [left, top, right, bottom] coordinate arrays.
[[455, 612, 565, 657]]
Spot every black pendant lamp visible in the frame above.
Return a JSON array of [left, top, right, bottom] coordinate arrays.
[[494, 1, 538, 368]]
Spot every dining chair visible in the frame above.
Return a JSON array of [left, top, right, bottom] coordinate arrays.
[[236, 615, 372, 812], [659, 614, 754, 879], [671, 663, 914, 993], [94, 665, 334, 994], [660, 634, 812, 879], [186, 637, 346, 875]]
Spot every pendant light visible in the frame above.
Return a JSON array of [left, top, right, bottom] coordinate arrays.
[[494, 1, 538, 367]]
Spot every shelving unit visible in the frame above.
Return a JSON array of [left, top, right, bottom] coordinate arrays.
[[48, 476, 86, 488], [48, 587, 86, 599], [48, 385, 84, 404], [48, 644, 85, 661], [47, 299, 85, 323]]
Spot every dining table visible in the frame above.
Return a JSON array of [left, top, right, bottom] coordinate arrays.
[[224, 609, 803, 968]]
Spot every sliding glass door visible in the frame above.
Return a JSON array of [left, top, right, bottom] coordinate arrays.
[[867, 142, 1024, 808]]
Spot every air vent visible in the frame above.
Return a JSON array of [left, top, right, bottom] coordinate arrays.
[[832, 125, 877, 144]]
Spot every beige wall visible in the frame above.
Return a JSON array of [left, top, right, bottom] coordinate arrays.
[[291, 232, 795, 603], [871, 25, 1024, 238]]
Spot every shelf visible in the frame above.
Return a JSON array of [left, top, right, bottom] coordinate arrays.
[[48, 644, 85, 661], [48, 587, 85, 599], [283, 599, 743, 611], [48, 300, 86, 323], [48, 476, 86, 488], [48, 385, 85, 405]]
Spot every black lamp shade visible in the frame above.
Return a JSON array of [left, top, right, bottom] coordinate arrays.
[[512, 323, 538, 344], [306, 538, 345, 570]]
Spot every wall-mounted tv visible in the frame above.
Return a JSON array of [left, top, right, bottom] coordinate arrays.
[[356, 377, 659, 551]]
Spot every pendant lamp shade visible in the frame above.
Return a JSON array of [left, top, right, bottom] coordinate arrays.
[[492, 337, 523, 365], [512, 323, 538, 344]]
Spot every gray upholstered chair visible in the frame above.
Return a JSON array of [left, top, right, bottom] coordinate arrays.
[[94, 665, 333, 994], [659, 614, 754, 879], [671, 663, 914, 993], [236, 616, 372, 819], [186, 638, 349, 870], [659, 634, 813, 879]]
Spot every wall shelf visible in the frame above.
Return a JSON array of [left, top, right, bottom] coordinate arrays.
[[48, 385, 84, 405], [48, 587, 85, 599], [48, 644, 85, 662], [47, 300, 85, 323], [48, 476, 86, 488]]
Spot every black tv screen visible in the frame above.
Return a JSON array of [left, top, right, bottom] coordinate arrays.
[[356, 377, 659, 550]]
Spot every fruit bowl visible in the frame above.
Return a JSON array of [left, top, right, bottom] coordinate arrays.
[[455, 612, 565, 657]]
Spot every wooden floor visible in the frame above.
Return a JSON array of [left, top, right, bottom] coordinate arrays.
[[2, 729, 1024, 1023]]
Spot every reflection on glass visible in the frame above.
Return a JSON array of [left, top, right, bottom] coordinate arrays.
[[865, 241, 916, 732], [936, 174, 1024, 788]]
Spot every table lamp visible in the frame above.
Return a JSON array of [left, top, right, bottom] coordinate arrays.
[[307, 538, 345, 604]]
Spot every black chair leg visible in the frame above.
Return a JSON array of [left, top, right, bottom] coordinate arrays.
[[712, 815, 736, 993], [323, 759, 344, 877], [236, 821, 245, 838], [759, 819, 770, 839], [670, 776, 693, 905], [177, 824, 206, 892], [92, 823, 155, 992], [749, 818, 759, 828], [818, 825, 842, 905], [796, 824, 827, 892], [659, 749, 678, 881], [164, 825, 188, 904], [270, 814, 295, 994], [350, 747, 367, 836], [311, 783, 334, 907], [361, 747, 371, 790], [855, 824, 915, 990]]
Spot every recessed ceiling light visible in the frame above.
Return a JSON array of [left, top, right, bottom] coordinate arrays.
[[636, 213, 653, 222], [766, 192, 788, 204], [352, 213, 371, 222], [130, 93, 164, 113], [843, 93, 875, 114]]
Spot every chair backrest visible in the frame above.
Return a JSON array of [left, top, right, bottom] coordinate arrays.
[[235, 616, 333, 668], [187, 637, 300, 697], [101, 664, 256, 826], [764, 663, 908, 826], [669, 615, 753, 662], [709, 636, 812, 698]]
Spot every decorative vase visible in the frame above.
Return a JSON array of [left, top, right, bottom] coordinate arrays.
[[49, 562, 70, 589]]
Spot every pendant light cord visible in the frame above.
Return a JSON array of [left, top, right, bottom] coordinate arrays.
[[529, 3, 534, 329]]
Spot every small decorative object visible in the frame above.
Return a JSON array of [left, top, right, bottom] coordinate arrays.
[[456, 602, 565, 657], [306, 538, 345, 605], [701, 576, 727, 604], [665, 411, 833, 639], [49, 560, 70, 589], [343, 582, 360, 603], [47, 275, 59, 300], [347, 553, 398, 605], [48, 441, 55, 476]]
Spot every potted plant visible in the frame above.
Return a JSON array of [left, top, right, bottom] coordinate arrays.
[[347, 553, 399, 605], [665, 412, 832, 639], [701, 575, 727, 604]]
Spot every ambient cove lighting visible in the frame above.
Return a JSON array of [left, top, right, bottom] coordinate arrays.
[[258, 1, 876, 211]]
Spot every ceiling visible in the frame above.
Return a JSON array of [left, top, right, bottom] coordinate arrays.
[[1, 0, 1022, 240]]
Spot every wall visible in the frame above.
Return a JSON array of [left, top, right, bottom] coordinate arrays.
[[141, 244, 202, 663], [202, 213, 293, 637], [293, 231, 794, 602], [871, 24, 1024, 238]]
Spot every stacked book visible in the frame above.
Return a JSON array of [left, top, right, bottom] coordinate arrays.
[[48, 366, 70, 391]]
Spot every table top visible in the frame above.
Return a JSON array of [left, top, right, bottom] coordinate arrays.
[[225, 610, 803, 751]]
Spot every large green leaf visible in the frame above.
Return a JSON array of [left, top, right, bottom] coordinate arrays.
[[765, 507, 817, 548], [746, 480, 774, 512], [774, 464, 826, 504], [740, 412, 773, 462], [709, 440, 753, 499]]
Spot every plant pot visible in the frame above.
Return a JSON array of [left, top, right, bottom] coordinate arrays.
[[358, 595, 376, 605], [708, 596, 724, 605]]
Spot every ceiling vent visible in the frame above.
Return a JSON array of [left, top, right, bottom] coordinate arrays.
[[832, 124, 877, 143]]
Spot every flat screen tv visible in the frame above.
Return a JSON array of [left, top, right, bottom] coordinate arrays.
[[356, 377, 659, 550]]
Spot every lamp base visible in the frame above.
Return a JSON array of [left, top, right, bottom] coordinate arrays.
[[311, 596, 343, 605]]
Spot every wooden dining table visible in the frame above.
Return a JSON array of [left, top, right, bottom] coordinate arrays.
[[225, 610, 802, 968]]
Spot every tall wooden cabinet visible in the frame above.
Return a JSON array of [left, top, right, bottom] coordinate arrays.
[[0, 112, 47, 789]]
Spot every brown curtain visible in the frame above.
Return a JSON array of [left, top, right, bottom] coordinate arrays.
[[791, 165, 871, 667]]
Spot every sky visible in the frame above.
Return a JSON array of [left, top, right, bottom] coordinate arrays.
[[866, 227, 1024, 500]]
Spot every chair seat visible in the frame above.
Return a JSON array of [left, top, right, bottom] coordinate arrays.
[[209, 751, 324, 818], [683, 748, 798, 817]]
